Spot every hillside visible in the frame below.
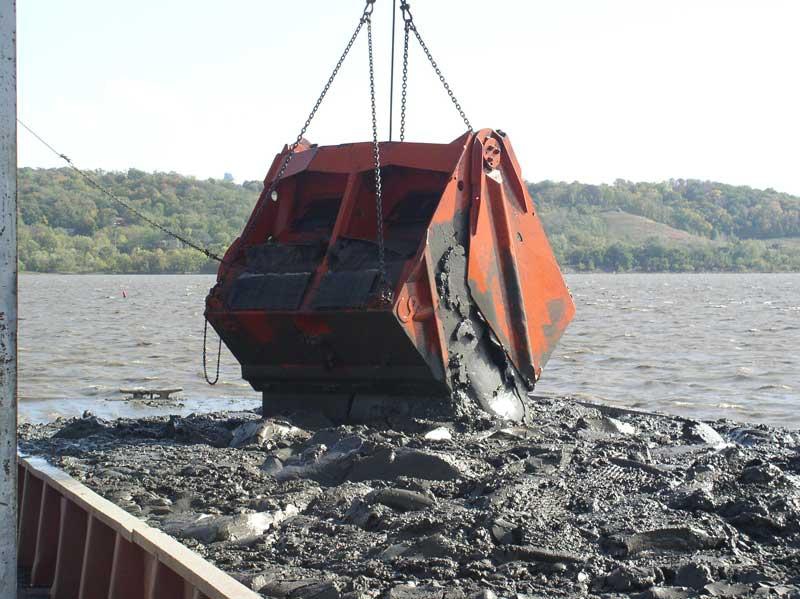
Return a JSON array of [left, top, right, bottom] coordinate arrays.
[[533, 179, 800, 272], [598, 212, 712, 246], [17, 168, 800, 273], [18, 167, 259, 273]]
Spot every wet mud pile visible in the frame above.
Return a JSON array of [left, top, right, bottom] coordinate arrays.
[[19, 396, 800, 599]]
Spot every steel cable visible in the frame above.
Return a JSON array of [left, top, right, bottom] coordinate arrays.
[[18, 118, 227, 264]]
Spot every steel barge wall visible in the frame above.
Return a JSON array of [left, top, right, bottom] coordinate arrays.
[[17, 456, 261, 599]]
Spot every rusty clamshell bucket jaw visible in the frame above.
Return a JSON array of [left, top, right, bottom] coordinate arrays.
[[205, 129, 575, 421]]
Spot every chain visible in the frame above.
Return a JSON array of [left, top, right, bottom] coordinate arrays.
[[403, 9, 472, 133], [400, 20, 411, 141], [203, 318, 222, 385], [267, 14, 366, 198], [366, 15, 392, 303]]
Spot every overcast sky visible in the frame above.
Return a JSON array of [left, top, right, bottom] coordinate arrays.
[[16, 0, 800, 194]]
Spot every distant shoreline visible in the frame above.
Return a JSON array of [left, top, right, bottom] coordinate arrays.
[[18, 169, 800, 276]]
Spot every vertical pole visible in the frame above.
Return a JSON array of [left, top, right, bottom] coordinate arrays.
[[388, 0, 397, 141], [0, 0, 18, 596]]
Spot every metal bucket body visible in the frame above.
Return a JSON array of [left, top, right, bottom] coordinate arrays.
[[205, 129, 574, 419]]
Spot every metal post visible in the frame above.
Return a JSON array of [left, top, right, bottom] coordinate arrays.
[[0, 0, 18, 596]]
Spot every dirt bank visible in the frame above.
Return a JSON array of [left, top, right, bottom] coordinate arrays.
[[18, 395, 800, 598]]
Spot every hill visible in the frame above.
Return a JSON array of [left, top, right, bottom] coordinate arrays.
[[18, 167, 259, 273], [17, 168, 800, 273], [533, 179, 800, 271], [597, 212, 712, 246]]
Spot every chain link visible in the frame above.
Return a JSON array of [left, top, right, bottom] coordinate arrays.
[[366, 16, 392, 303], [400, 21, 410, 142]]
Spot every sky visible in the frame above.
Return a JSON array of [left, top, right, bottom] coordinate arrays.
[[16, 0, 800, 194]]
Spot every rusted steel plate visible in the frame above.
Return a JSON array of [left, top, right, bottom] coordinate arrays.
[[467, 129, 575, 382]]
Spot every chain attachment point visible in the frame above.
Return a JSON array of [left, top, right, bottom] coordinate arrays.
[[363, 0, 376, 20], [400, 1, 413, 23], [378, 283, 395, 306]]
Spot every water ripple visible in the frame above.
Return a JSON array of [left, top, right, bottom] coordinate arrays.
[[18, 272, 800, 428]]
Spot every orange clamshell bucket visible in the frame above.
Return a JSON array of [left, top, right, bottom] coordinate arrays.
[[205, 129, 575, 420]]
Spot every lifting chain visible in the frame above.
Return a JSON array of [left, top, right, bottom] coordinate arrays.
[[203, 318, 221, 385], [365, 8, 392, 303], [254, 0, 472, 306], [399, 9, 411, 142], [259, 0, 373, 211], [399, 2, 472, 135], [258, 0, 391, 303]]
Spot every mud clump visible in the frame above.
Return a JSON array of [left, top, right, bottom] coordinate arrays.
[[19, 396, 800, 598]]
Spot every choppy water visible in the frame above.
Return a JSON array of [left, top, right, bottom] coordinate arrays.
[[18, 273, 799, 428]]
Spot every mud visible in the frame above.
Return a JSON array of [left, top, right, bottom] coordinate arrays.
[[18, 396, 800, 599], [430, 215, 528, 423]]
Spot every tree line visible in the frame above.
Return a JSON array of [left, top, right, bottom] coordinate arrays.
[[17, 167, 800, 273], [534, 179, 800, 272], [18, 167, 258, 273]]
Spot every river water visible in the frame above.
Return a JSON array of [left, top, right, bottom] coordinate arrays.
[[18, 273, 799, 428]]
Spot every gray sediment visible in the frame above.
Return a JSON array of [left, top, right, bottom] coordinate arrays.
[[18, 395, 800, 598]]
